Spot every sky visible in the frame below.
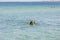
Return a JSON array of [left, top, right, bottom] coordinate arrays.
[[0, 0, 60, 2]]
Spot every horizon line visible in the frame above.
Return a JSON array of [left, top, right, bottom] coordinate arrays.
[[0, 1, 60, 2]]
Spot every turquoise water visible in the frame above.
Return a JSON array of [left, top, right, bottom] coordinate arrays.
[[0, 2, 60, 40]]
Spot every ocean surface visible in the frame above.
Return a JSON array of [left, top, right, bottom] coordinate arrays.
[[0, 2, 60, 40]]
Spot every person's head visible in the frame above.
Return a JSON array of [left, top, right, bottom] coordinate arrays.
[[30, 20, 35, 25]]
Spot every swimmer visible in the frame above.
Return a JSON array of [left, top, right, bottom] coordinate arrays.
[[29, 20, 35, 25]]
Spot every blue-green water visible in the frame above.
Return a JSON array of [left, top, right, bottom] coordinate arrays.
[[0, 2, 60, 40]]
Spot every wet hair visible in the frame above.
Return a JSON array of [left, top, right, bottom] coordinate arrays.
[[29, 20, 35, 25], [30, 21, 33, 25]]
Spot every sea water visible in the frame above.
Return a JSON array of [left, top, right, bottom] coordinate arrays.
[[0, 2, 60, 40]]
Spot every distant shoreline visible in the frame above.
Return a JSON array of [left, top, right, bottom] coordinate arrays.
[[0, 1, 60, 2], [0, 1, 60, 3]]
